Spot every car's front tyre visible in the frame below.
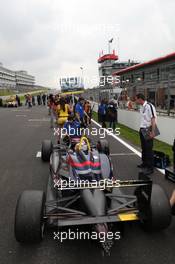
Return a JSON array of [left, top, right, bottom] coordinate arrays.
[[41, 140, 52, 162]]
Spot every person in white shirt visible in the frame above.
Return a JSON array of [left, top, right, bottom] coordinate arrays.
[[136, 93, 157, 175]]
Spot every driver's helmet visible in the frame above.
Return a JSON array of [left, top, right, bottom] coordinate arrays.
[[81, 140, 88, 152], [75, 139, 88, 152]]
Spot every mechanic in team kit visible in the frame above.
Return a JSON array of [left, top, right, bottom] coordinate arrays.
[[75, 97, 89, 127], [98, 99, 107, 128], [75, 97, 84, 122]]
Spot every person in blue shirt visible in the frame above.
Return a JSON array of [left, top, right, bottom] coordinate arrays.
[[75, 97, 84, 122], [75, 97, 89, 127]]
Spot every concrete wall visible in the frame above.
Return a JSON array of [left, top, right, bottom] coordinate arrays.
[[117, 109, 175, 145], [91, 101, 175, 145]]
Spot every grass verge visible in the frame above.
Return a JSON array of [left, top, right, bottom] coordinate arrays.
[[92, 111, 173, 162], [0, 89, 15, 96]]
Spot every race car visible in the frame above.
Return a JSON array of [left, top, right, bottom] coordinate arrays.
[[4, 96, 17, 107], [14, 136, 172, 255]]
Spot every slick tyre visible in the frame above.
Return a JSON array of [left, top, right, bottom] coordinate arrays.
[[15, 190, 45, 243], [138, 184, 172, 231], [41, 140, 52, 162]]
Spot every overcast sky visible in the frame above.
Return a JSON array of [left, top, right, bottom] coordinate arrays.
[[0, 0, 174, 88]]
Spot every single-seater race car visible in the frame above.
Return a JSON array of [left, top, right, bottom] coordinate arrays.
[[14, 136, 172, 255], [4, 96, 17, 107]]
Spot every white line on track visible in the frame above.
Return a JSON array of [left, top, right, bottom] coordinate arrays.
[[28, 118, 49, 122], [12, 109, 31, 112], [16, 114, 27, 117], [92, 119, 165, 175], [110, 153, 137, 156], [36, 151, 41, 158]]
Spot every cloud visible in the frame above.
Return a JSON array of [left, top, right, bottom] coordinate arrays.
[[0, 0, 174, 87]]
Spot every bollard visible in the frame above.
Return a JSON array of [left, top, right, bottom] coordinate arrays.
[[165, 138, 175, 181]]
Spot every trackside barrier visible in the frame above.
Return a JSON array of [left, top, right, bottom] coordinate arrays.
[[89, 100, 175, 146]]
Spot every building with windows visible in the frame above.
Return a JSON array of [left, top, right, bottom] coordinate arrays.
[[0, 63, 35, 92], [113, 52, 175, 108], [0, 63, 16, 89], [15, 71, 35, 91]]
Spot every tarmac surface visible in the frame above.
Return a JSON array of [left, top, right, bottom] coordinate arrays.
[[0, 105, 175, 264]]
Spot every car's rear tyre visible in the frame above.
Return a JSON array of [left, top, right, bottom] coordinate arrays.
[[137, 184, 172, 231], [97, 139, 110, 155], [41, 140, 52, 161], [15, 190, 45, 243]]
